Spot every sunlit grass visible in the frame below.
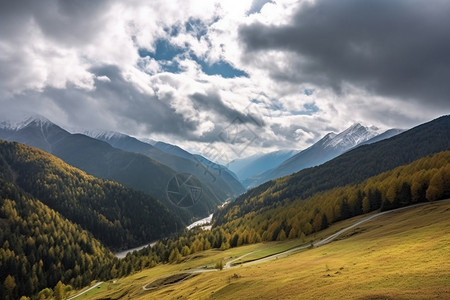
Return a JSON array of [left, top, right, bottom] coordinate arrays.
[[76, 200, 450, 299], [68, 282, 113, 300]]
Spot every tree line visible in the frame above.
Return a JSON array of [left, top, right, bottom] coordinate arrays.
[[0, 141, 182, 251], [215, 115, 450, 224], [120, 151, 450, 276], [1, 142, 449, 298]]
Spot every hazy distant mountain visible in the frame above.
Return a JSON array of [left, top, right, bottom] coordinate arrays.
[[152, 141, 195, 161], [84, 130, 245, 201], [151, 140, 242, 185], [0, 116, 222, 222], [227, 149, 298, 182], [245, 124, 401, 188], [216, 115, 450, 225]]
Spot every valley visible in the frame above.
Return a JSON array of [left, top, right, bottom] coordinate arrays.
[[0, 115, 449, 299], [2, 2, 450, 299], [115, 214, 214, 259], [67, 200, 450, 300]]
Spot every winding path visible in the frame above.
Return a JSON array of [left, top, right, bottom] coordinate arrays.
[[65, 281, 103, 300], [136, 200, 448, 291], [225, 202, 442, 268]]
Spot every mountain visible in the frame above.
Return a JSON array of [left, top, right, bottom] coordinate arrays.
[[149, 140, 243, 185], [215, 115, 450, 225], [0, 116, 219, 222], [151, 141, 240, 182], [0, 140, 182, 250], [356, 128, 404, 146], [245, 124, 399, 188], [152, 141, 196, 161], [227, 150, 298, 184], [83, 130, 245, 200], [0, 140, 188, 298], [0, 178, 116, 299]]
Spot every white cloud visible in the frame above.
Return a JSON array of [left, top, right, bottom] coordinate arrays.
[[0, 0, 446, 163]]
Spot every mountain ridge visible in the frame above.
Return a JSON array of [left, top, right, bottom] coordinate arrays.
[[0, 117, 220, 222], [244, 123, 395, 188], [215, 115, 450, 224], [81, 129, 245, 200]]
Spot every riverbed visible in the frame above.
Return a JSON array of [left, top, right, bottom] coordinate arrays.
[[115, 213, 214, 258]]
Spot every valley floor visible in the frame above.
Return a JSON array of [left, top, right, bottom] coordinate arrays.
[[69, 200, 450, 300]]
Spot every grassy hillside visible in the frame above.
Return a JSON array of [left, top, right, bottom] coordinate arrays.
[[216, 115, 450, 224], [69, 200, 450, 299], [0, 140, 182, 250], [215, 151, 450, 244], [99, 150, 450, 279]]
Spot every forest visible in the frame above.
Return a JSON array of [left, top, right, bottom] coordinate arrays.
[[0, 179, 116, 299], [215, 115, 450, 224], [118, 150, 450, 279], [0, 140, 182, 251], [1, 140, 449, 298]]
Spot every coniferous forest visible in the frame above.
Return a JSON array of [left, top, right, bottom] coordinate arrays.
[[0, 116, 449, 299], [0, 140, 181, 299], [0, 140, 182, 251]]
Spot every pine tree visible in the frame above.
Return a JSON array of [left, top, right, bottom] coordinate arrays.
[[4, 275, 16, 299], [53, 281, 65, 300]]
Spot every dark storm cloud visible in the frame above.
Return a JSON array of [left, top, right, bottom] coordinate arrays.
[[189, 92, 264, 126], [0, 0, 110, 44], [239, 0, 450, 107], [81, 65, 199, 135], [1, 65, 200, 137]]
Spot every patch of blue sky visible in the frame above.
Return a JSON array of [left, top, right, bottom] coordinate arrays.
[[188, 52, 248, 78], [185, 18, 208, 40], [199, 60, 248, 78], [250, 99, 264, 104], [292, 102, 319, 116], [139, 38, 248, 78], [138, 39, 184, 61], [304, 88, 315, 96]]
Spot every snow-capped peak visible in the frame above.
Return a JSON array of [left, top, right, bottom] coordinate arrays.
[[0, 114, 53, 130], [138, 137, 157, 145], [20, 115, 52, 128], [83, 129, 127, 140], [323, 123, 381, 150]]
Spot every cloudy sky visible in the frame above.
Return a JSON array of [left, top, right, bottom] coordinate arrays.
[[1, 0, 449, 163]]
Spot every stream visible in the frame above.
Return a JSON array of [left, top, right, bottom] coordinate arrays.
[[114, 213, 214, 258]]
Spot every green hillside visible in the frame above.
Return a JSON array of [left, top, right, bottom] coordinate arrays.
[[108, 150, 450, 277], [0, 180, 116, 299], [66, 200, 450, 300], [0, 119, 222, 223], [215, 115, 450, 225], [0, 140, 182, 250], [216, 151, 450, 244]]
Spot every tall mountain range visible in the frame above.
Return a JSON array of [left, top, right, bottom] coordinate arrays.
[[237, 124, 403, 188], [215, 115, 450, 225], [83, 130, 244, 200], [227, 149, 298, 182], [0, 116, 242, 222], [1, 114, 448, 300]]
